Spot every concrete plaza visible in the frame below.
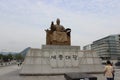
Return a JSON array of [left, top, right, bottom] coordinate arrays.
[[0, 65, 120, 80]]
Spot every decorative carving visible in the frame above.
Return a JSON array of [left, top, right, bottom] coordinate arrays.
[[45, 18, 71, 45]]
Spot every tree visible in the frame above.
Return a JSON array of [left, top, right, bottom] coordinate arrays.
[[0, 54, 3, 63], [7, 53, 13, 61], [0, 54, 3, 59], [14, 54, 24, 61], [2, 55, 8, 62]]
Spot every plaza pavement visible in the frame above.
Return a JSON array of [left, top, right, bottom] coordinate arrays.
[[0, 65, 119, 80]]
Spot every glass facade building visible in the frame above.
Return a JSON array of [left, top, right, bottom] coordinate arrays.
[[91, 34, 120, 59]]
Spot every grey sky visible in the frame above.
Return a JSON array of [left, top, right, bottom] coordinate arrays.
[[0, 0, 120, 52]]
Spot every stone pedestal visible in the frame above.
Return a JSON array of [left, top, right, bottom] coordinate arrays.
[[20, 45, 104, 75]]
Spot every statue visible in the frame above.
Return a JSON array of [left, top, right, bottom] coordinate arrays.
[[45, 18, 71, 45]]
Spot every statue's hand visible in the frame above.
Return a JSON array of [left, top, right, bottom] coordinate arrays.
[[65, 28, 71, 33], [45, 29, 49, 32]]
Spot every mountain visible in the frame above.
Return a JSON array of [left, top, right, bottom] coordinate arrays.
[[0, 52, 18, 55], [19, 47, 31, 57]]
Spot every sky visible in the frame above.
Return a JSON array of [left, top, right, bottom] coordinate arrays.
[[0, 0, 120, 52]]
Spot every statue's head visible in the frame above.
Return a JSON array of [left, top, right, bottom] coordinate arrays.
[[56, 18, 60, 25]]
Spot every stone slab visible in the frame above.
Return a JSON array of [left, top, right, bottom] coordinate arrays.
[[64, 73, 97, 80]]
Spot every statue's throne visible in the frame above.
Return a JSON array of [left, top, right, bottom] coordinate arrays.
[[45, 28, 71, 45]]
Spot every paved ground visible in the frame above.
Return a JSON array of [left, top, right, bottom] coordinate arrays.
[[0, 65, 66, 80], [0, 65, 119, 80], [114, 69, 120, 80]]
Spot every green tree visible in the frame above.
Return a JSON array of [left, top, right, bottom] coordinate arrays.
[[7, 53, 13, 61], [0, 54, 3, 59], [15, 54, 24, 61], [3, 55, 8, 62]]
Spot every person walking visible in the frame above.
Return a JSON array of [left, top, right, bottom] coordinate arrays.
[[110, 62, 115, 80], [104, 60, 114, 80]]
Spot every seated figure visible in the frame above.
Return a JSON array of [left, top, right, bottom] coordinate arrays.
[[45, 18, 71, 45]]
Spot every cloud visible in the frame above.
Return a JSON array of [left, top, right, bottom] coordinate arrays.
[[0, 0, 120, 51], [43, 0, 120, 15]]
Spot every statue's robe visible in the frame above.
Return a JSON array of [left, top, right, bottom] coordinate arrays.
[[52, 24, 68, 42]]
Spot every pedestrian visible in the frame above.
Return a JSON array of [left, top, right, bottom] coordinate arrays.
[[110, 62, 115, 80], [104, 60, 114, 80], [17, 61, 19, 67]]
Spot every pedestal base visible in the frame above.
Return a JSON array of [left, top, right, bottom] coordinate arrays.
[[20, 45, 103, 75]]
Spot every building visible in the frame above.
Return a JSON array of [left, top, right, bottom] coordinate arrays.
[[91, 34, 120, 60], [83, 44, 92, 50]]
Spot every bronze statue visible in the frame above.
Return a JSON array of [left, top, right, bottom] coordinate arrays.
[[45, 18, 71, 45]]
